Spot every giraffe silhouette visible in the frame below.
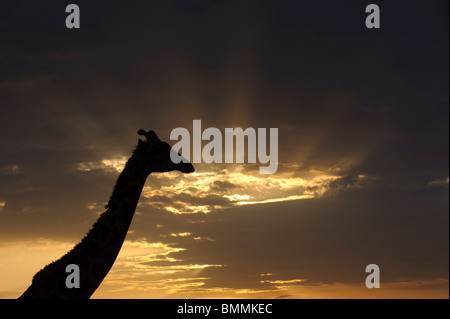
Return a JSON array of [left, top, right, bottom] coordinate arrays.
[[19, 129, 194, 299]]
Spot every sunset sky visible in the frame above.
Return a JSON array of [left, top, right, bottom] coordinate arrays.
[[0, 0, 448, 298]]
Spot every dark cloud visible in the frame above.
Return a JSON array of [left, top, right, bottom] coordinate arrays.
[[141, 183, 448, 290], [324, 173, 364, 196], [210, 180, 239, 191]]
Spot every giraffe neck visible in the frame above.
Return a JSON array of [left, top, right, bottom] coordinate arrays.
[[20, 154, 151, 299]]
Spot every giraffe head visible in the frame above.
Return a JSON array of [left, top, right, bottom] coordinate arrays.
[[135, 129, 195, 174]]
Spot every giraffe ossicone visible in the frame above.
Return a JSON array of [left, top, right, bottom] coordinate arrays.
[[19, 130, 194, 299]]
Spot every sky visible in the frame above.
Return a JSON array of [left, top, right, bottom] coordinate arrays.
[[0, 0, 448, 298]]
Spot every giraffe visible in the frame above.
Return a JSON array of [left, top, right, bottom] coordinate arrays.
[[19, 129, 194, 299]]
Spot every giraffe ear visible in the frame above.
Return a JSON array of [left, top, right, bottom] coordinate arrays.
[[147, 130, 161, 143], [137, 129, 161, 143]]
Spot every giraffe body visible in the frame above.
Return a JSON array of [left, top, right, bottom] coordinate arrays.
[[19, 130, 194, 299]]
